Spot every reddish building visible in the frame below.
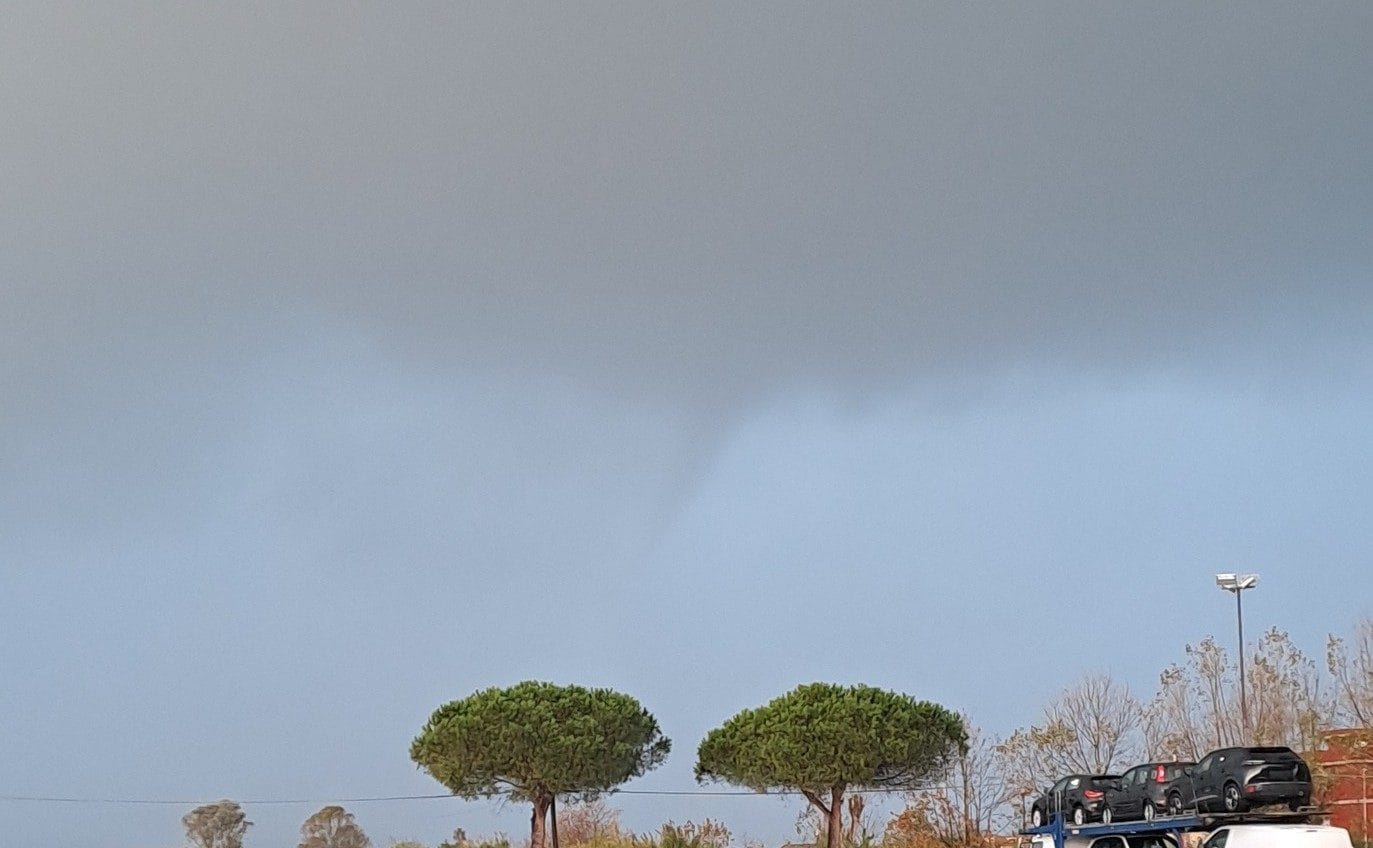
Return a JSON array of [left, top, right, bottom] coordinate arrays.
[[1317, 729, 1373, 844]]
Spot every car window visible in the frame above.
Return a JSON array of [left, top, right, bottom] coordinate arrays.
[[1054, 778, 1071, 793], [1166, 764, 1189, 781], [1131, 768, 1147, 786], [1202, 830, 1228, 848], [1197, 754, 1215, 773]]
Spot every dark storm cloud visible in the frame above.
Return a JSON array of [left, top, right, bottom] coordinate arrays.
[[4, 3, 1369, 409], [4, 6, 1373, 848]]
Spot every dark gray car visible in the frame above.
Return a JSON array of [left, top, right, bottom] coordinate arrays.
[[1102, 762, 1194, 822], [1164, 746, 1311, 813], [1030, 774, 1121, 826]]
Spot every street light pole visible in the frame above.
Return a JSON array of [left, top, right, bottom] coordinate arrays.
[[1236, 586, 1247, 734], [1215, 573, 1259, 741], [1361, 767, 1367, 847]]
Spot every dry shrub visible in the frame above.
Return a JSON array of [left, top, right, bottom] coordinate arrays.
[[884, 805, 942, 848], [660, 820, 731, 848], [558, 801, 623, 846], [883, 804, 997, 848]]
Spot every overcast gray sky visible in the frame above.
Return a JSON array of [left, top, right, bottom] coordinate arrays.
[[2, 3, 1371, 847]]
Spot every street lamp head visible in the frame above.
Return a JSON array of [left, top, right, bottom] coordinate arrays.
[[1215, 572, 1259, 591]]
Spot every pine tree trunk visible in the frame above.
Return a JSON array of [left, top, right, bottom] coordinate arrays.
[[827, 786, 845, 848], [531, 796, 550, 848], [550, 795, 559, 848]]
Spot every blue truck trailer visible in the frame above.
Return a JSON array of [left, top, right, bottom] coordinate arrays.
[[1021, 809, 1329, 848]]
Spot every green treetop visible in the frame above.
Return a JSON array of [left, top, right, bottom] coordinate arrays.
[[696, 682, 966, 848], [411, 681, 670, 848]]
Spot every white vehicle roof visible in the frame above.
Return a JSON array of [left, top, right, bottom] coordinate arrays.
[[1218, 826, 1348, 834], [1205, 824, 1352, 848], [1030, 832, 1180, 848]]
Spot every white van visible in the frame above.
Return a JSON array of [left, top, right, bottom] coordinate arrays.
[[1200, 825, 1353, 848]]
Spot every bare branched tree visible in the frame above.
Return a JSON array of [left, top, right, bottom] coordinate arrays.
[[910, 719, 1014, 840], [1328, 617, 1373, 727], [1248, 629, 1330, 753], [1051, 674, 1143, 771], [1147, 630, 1333, 757], [1191, 638, 1236, 748], [1000, 674, 1143, 803], [1145, 662, 1205, 760]]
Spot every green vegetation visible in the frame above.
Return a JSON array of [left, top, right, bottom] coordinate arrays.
[[410, 681, 671, 848], [696, 683, 967, 848]]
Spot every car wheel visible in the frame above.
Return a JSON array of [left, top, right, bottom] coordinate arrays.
[[1223, 782, 1245, 813], [1032, 808, 1044, 828], [1168, 793, 1184, 816], [1102, 806, 1113, 824], [1073, 806, 1086, 826], [1143, 802, 1155, 822]]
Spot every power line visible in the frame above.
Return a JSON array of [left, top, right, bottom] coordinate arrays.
[[0, 783, 1000, 807], [0, 793, 453, 806]]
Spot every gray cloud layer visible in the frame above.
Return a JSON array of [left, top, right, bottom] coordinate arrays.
[[2, 6, 1371, 846], [5, 3, 1370, 410]]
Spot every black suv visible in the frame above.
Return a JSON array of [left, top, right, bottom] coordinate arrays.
[[1102, 761, 1194, 822], [1163, 746, 1311, 814], [1030, 774, 1121, 826]]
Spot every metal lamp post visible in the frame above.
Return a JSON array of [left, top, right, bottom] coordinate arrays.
[[1358, 737, 1370, 848], [1215, 572, 1259, 740], [1361, 767, 1367, 846]]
